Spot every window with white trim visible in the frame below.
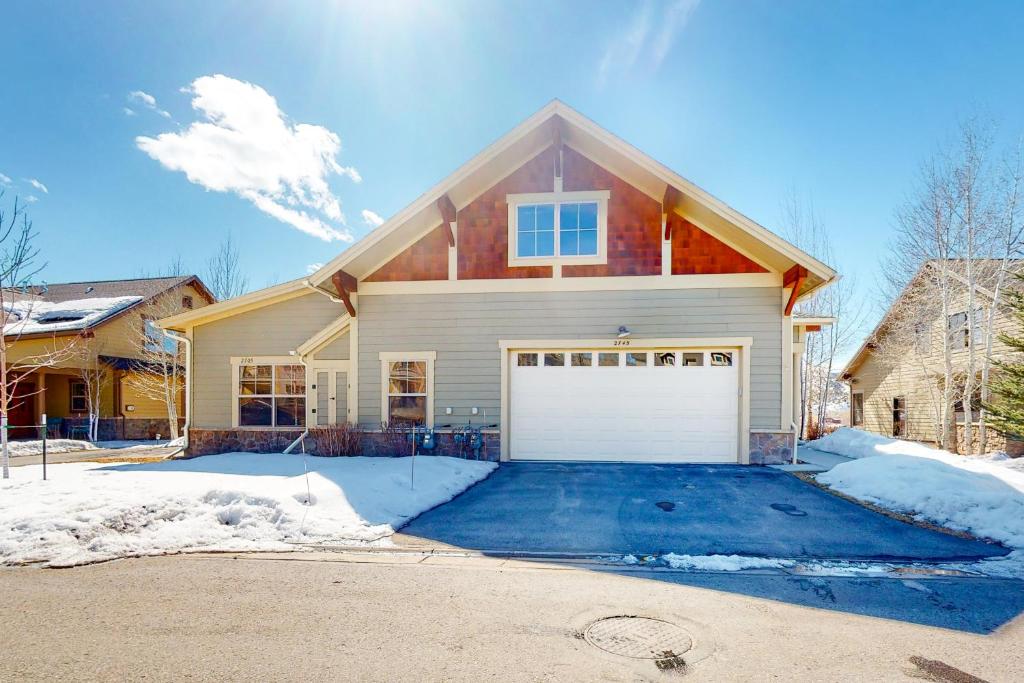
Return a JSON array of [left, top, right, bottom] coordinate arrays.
[[380, 352, 436, 428], [507, 190, 609, 266], [237, 363, 305, 427]]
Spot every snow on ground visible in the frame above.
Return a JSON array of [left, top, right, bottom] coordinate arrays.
[[661, 554, 794, 571], [6, 439, 97, 457], [94, 440, 174, 450], [811, 428, 1024, 551], [0, 453, 496, 567]]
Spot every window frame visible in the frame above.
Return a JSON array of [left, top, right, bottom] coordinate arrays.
[[69, 380, 88, 414], [506, 190, 610, 268], [379, 351, 436, 428], [851, 392, 864, 427], [230, 356, 308, 429]]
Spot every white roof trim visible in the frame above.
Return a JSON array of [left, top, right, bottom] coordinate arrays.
[[309, 100, 836, 287]]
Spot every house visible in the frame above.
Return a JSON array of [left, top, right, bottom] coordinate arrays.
[[159, 101, 836, 464], [3, 276, 214, 439], [840, 260, 1022, 454]]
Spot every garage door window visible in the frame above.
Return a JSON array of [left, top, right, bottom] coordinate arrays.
[[654, 352, 677, 366], [544, 352, 565, 367], [710, 352, 733, 366], [682, 352, 704, 366], [598, 352, 619, 367], [517, 353, 538, 367], [571, 352, 592, 367], [625, 352, 648, 367]]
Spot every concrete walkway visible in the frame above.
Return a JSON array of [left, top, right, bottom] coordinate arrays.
[[792, 446, 855, 472], [6, 446, 179, 467]]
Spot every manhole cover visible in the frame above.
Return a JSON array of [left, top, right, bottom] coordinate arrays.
[[584, 616, 693, 660]]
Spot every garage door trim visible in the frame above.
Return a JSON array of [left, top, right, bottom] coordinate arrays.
[[498, 337, 752, 464]]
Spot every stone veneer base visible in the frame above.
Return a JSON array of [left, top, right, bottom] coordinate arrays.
[[187, 428, 500, 462], [748, 431, 795, 465]]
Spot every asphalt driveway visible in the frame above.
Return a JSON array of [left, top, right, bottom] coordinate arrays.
[[400, 462, 1007, 561]]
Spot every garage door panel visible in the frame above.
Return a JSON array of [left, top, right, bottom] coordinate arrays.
[[510, 348, 739, 463]]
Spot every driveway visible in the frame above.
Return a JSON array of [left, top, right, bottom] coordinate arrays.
[[399, 462, 1007, 561]]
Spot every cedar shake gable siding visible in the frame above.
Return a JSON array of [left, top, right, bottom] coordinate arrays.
[[366, 146, 768, 282]]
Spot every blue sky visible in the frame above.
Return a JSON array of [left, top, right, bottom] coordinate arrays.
[[3, 1, 1023, 341]]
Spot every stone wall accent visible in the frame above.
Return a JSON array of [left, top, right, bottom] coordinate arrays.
[[749, 431, 795, 465], [61, 417, 184, 441], [186, 427, 500, 462]]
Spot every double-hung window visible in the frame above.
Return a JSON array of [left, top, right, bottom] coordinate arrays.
[[236, 361, 305, 427], [507, 191, 609, 267], [380, 352, 436, 428]]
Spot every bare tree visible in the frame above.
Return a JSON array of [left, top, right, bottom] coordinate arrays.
[[0, 194, 78, 477], [124, 293, 185, 439], [978, 141, 1024, 452], [781, 192, 866, 438], [76, 344, 109, 442], [206, 234, 248, 301], [883, 119, 1022, 453]]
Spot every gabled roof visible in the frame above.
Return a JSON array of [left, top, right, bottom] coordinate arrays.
[[4, 275, 214, 340], [160, 101, 837, 331], [840, 259, 1023, 378], [309, 99, 836, 291], [21, 275, 215, 304]]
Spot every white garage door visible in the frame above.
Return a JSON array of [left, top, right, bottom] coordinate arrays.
[[510, 349, 739, 463]]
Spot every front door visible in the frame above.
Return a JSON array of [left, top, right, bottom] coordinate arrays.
[[9, 381, 37, 439], [311, 366, 348, 425]]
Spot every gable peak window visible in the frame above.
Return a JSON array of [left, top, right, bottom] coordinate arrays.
[[507, 190, 609, 267]]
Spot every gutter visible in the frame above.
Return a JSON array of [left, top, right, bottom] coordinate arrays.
[[303, 279, 346, 304], [164, 330, 191, 454]]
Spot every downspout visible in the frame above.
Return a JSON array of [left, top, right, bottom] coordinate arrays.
[[791, 422, 800, 465], [303, 279, 345, 304], [283, 350, 309, 454], [164, 330, 191, 454]]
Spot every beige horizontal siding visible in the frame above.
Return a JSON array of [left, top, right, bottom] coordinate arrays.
[[192, 293, 346, 428], [358, 288, 784, 430]]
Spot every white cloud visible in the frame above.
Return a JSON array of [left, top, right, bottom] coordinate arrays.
[[597, 0, 699, 88], [129, 90, 171, 118], [0, 172, 10, 185], [306, 262, 324, 274], [361, 209, 384, 227], [26, 178, 48, 194], [136, 75, 358, 242], [25, 195, 38, 203], [123, 107, 136, 116]]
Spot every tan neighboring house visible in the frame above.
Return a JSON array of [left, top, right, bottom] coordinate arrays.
[[3, 276, 214, 439], [841, 260, 1022, 454], [160, 101, 836, 464]]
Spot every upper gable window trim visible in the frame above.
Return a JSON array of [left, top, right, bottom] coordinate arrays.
[[506, 190, 610, 268]]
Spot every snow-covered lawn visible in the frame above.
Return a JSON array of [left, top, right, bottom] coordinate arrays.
[[94, 440, 175, 450], [809, 428, 1024, 551], [6, 439, 97, 457], [0, 453, 496, 567]]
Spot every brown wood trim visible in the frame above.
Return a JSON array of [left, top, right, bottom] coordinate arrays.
[[436, 194, 457, 247], [331, 270, 358, 317], [783, 265, 807, 316], [662, 186, 682, 240]]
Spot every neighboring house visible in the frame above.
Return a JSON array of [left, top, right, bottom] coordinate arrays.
[[3, 276, 214, 439], [159, 101, 836, 464], [841, 260, 1022, 454]]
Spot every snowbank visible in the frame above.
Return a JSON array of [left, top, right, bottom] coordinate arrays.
[[0, 453, 496, 567], [7, 439, 96, 457], [661, 554, 793, 571], [808, 428, 944, 460], [3, 296, 143, 335], [812, 428, 1024, 548]]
